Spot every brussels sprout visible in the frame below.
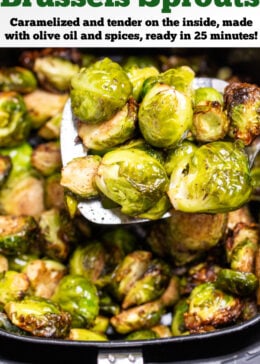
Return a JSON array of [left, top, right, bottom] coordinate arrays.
[[38, 112, 62, 140], [4, 296, 71, 338], [164, 141, 197, 177], [109, 250, 152, 301], [126, 66, 159, 101], [8, 253, 38, 272], [123, 55, 159, 70], [38, 209, 78, 262], [0, 66, 37, 93], [168, 141, 253, 213], [69, 242, 107, 284], [159, 276, 180, 307], [0, 215, 38, 255], [141, 65, 195, 99], [216, 269, 258, 296], [191, 87, 229, 142], [90, 315, 110, 334], [227, 206, 254, 231], [68, 328, 108, 341], [147, 212, 227, 265], [0, 271, 30, 304], [52, 274, 99, 328], [61, 155, 101, 199], [151, 325, 172, 338], [184, 282, 243, 333], [225, 222, 259, 273], [33, 56, 80, 93], [24, 89, 68, 129], [70, 57, 132, 124], [239, 298, 258, 322], [224, 82, 260, 145], [0, 142, 32, 178], [138, 83, 193, 148], [122, 258, 171, 309], [98, 290, 120, 317], [31, 141, 61, 177], [77, 97, 137, 153], [125, 329, 159, 341], [23, 259, 67, 299], [0, 311, 26, 335], [137, 195, 171, 221], [171, 299, 189, 336], [0, 155, 12, 187], [95, 148, 169, 217], [0, 91, 31, 147], [45, 173, 65, 210], [110, 300, 164, 335]]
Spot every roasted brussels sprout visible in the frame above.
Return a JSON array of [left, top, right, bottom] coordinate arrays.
[[70, 57, 132, 124], [125, 329, 159, 340], [138, 83, 193, 148], [171, 299, 189, 336], [95, 148, 169, 217], [0, 271, 30, 304], [191, 87, 229, 142], [33, 56, 80, 93], [68, 328, 108, 341], [61, 155, 101, 199], [77, 97, 137, 153], [110, 300, 164, 335], [0, 67, 37, 94], [184, 282, 243, 333], [52, 274, 99, 328], [168, 141, 253, 213], [31, 141, 61, 177], [44, 173, 65, 210], [4, 296, 71, 338], [126, 66, 159, 101], [224, 82, 260, 145], [216, 269, 258, 297], [24, 89, 68, 129], [38, 112, 62, 140], [0, 155, 12, 187], [0, 215, 38, 255], [0, 91, 31, 147]]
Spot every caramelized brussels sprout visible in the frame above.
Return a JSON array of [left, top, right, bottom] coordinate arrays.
[[95, 148, 169, 217], [4, 296, 71, 338], [61, 155, 101, 199], [138, 83, 193, 148], [0, 66, 37, 93], [168, 141, 253, 213], [69, 242, 107, 284], [171, 299, 189, 336], [110, 300, 164, 335], [224, 82, 260, 145], [125, 329, 159, 340], [0, 91, 31, 147], [191, 87, 229, 142], [52, 274, 99, 328], [0, 215, 38, 255], [24, 89, 68, 129], [31, 141, 61, 177], [71, 58, 132, 124], [126, 66, 159, 101], [33, 56, 79, 93], [38, 209, 78, 262], [216, 269, 258, 296], [0, 271, 30, 304], [23, 259, 67, 299], [38, 112, 62, 140], [122, 258, 171, 309], [77, 97, 137, 153], [184, 283, 243, 333], [44, 173, 65, 210]]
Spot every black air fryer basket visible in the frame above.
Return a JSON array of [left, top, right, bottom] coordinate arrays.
[[0, 47, 259, 364]]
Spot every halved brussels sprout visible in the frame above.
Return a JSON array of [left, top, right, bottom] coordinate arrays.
[[191, 87, 229, 142], [77, 97, 137, 153], [33, 56, 80, 93], [0, 91, 31, 147], [61, 155, 101, 199], [4, 296, 71, 338], [126, 66, 159, 101], [125, 329, 159, 341], [0, 215, 38, 255], [95, 148, 169, 217], [216, 269, 258, 296], [0, 66, 37, 94], [168, 141, 253, 213], [44, 173, 65, 210], [71, 57, 132, 124], [224, 82, 260, 145], [0, 271, 30, 304], [31, 141, 62, 177], [68, 328, 108, 341], [138, 83, 193, 148]]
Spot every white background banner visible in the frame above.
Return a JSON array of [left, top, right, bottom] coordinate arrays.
[[0, 2, 259, 47]]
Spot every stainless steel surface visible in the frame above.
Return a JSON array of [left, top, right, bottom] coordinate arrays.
[[98, 350, 143, 364], [60, 78, 229, 225]]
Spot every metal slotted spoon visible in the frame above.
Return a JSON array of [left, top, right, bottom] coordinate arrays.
[[60, 77, 260, 225]]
